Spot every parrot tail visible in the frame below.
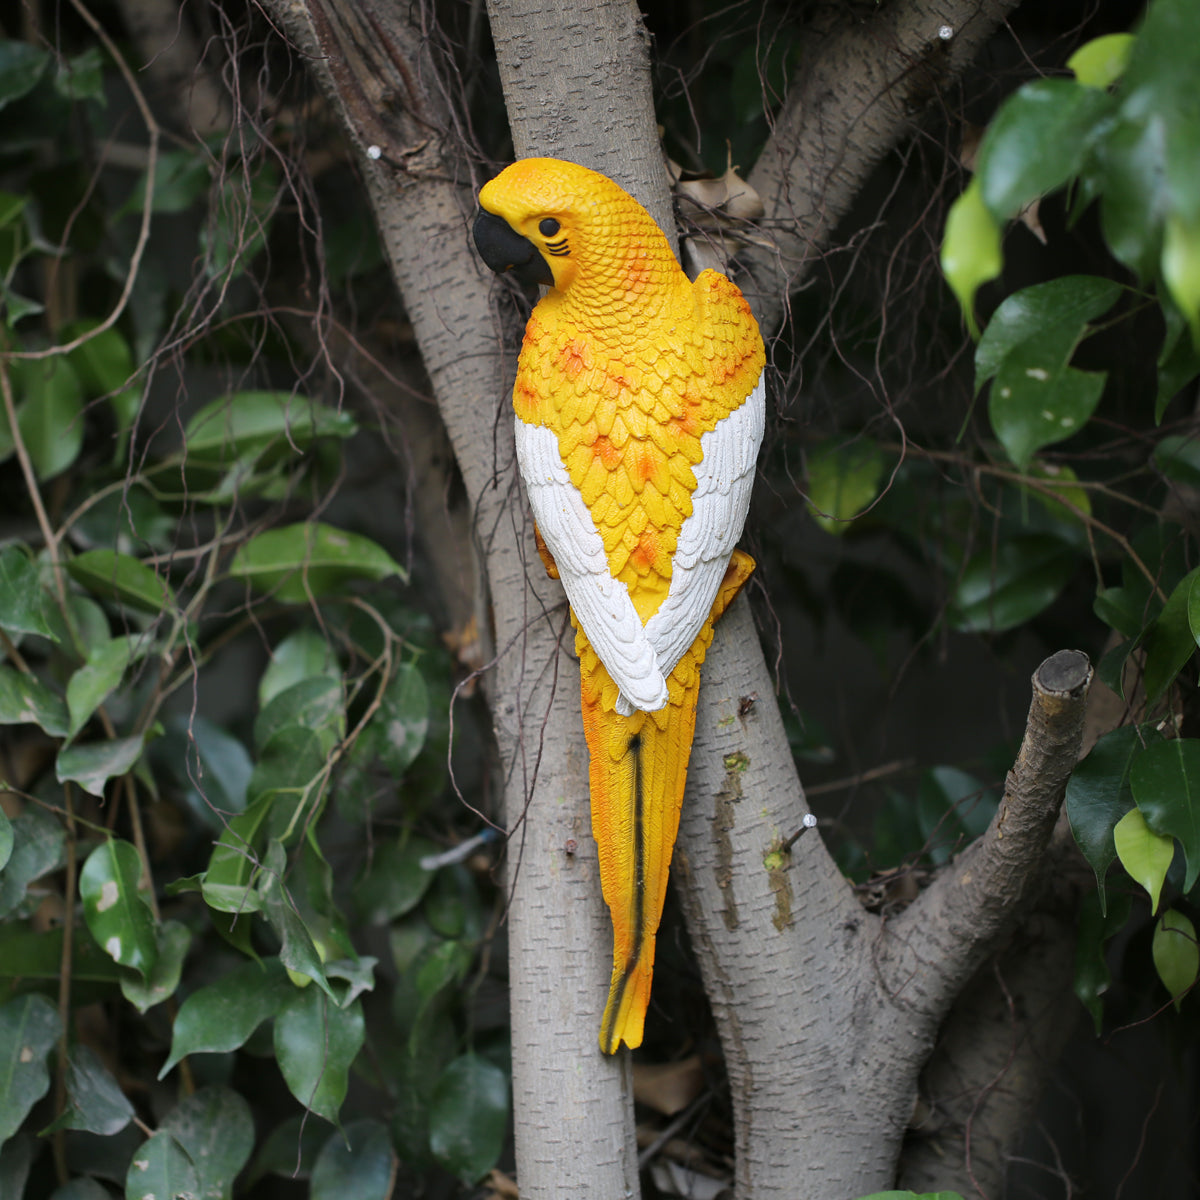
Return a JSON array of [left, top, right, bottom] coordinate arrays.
[[582, 670, 701, 1055]]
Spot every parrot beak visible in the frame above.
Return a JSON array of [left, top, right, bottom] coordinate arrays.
[[473, 210, 554, 287]]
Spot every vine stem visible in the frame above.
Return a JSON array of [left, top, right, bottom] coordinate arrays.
[[12, 0, 159, 363], [52, 783, 78, 1187]]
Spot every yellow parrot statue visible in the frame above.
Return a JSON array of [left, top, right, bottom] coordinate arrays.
[[474, 158, 765, 1053]]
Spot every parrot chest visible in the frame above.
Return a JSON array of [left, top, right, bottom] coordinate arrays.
[[515, 326, 717, 621]]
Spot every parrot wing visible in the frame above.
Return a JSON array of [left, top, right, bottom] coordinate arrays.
[[639, 372, 765, 690], [515, 418, 671, 712]]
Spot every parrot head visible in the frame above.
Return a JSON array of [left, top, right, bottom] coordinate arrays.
[[473, 157, 676, 303]]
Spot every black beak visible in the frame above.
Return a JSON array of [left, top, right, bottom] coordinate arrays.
[[473, 210, 554, 287]]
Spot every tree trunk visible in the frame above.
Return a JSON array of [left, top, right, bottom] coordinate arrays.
[[259, 1, 1090, 1195]]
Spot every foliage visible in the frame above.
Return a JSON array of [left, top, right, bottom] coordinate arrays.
[[938, 0, 1200, 1031], [0, 17, 503, 1199]]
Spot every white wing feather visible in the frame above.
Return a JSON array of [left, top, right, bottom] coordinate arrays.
[[642, 372, 765, 681], [515, 419, 669, 712], [514, 370, 763, 716]]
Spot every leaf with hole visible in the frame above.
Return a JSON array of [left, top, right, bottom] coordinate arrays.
[[0, 994, 60, 1141], [1132, 738, 1200, 891], [125, 1131, 199, 1200], [79, 838, 158, 977], [161, 1086, 255, 1200], [228, 522, 405, 603]]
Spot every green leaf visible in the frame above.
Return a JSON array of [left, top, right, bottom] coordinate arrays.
[[0, 994, 61, 1141], [53, 46, 104, 103], [1155, 433, 1200, 488], [160, 1086, 255, 1200], [247, 1115, 328, 1184], [183, 390, 357, 468], [941, 179, 1002, 335], [1074, 888, 1132, 1034], [1068, 33, 1136, 88], [0, 923, 130, 985], [201, 793, 273, 913], [1113, 807, 1174, 913], [1097, 115, 1169, 281], [14, 357, 84, 480], [310, 1118, 395, 1200], [1156, 304, 1200, 420], [1152, 908, 1198, 1010], [51, 1044, 135, 1136], [0, 810, 10, 874], [258, 839, 336, 999], [66, 636, 131, 739], [805, 439, 886, 535], [63, 320, 134, 394], [203, 166, 280, 280], [254, 676, 345, 756], [259, 629, 341, 708], [50, 1178, 111, 1200], [373, 661, 429, 775], [0, 808, 66, 919], [354, 835, 437, 924], [125, 1131, 199, 1200], [273, 987, 364, 1124], [228, 522, 406, 603], [0, 544, 56, 639], [245, 726, 326, 840], [949, 535, 1077, 633], [154, 715, 253, 831], [1142, 567, 1200, 702], [1094, 581, 1155, 641], [428, 1054, 509, 1183], [1066, 726, 1144, 911], [1162, 211, 1200, 345], [120, 920, 192, 1013], [1132, 738, 1200, 891], [0, 665, 69, 737], [977, 277, 1123, 392], [0, 43, 49, 110], [128, 148, 210, 215], [160, 958, 292, 1078], [79, 838, 157, 977], [66, 549, 175, 614], [976, 79, 1113, 220], [977, 278, 1120, 468], [56, 735, 145, 798]]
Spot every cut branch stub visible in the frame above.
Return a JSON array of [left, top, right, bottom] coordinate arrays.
[[882, 649, 1093, 1023]]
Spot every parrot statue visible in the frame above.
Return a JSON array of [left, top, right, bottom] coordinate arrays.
[[473, 157, 765, 1053]]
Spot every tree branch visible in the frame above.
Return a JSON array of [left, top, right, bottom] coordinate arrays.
[[744, 0, 1020, 332], [882, 650, 1094, 1024]]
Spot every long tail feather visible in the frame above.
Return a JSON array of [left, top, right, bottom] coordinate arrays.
[[583, 675, 699, 1054]]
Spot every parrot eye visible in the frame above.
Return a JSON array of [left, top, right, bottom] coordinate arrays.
[[539, 218, 561, 237]]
